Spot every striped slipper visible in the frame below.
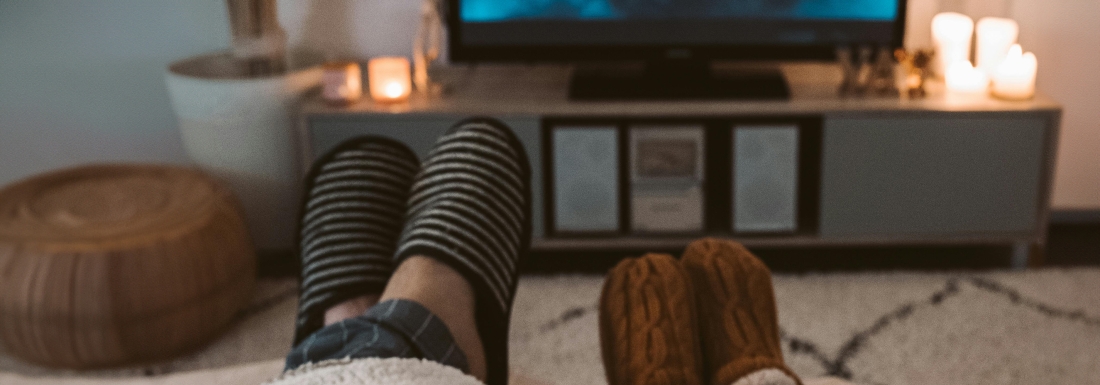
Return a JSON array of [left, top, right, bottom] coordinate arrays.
[[292, 136, 421, 346], [599, 253, 704, 385], [681, 238, 802, 385], [394, 117, 532, 385]]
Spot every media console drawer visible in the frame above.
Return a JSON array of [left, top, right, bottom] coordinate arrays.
[[819, 114, 1048, 238]]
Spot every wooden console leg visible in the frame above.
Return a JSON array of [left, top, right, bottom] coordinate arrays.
[[1011, 241, 1029, 270], [1011, 241, 1043, 270]]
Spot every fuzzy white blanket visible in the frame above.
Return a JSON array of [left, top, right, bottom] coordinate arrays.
[[264, 358, 482, 385], [0, 357, 851, 385]]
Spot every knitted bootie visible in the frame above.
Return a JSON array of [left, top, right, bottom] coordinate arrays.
[[681, 238, 801, 385], [599, 253, 704, 385]]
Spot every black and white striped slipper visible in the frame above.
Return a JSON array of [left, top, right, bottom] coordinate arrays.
[[292, 136, 421, 346], [395, 118, 532, 385]]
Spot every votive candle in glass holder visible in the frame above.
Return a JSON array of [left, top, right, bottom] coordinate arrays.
[[945, 60, 989, 101], [991, 44, 1038, 100], [368, 57, 412, 103], [976, 17, 1019, 76], [321, 61, 362, 105], [932, 12, 975, 78]]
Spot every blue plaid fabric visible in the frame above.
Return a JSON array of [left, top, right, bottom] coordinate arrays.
[[285, 299, 469, 373]]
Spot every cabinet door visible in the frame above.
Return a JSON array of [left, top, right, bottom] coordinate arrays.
[[820, 114, 1048, 237], [306, 114, 544, 238]]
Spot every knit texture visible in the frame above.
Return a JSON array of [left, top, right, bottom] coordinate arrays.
[[293, 137, 420, 346], [394, 118, 532, 385], [681, 238, 801, 385], [600, 253, 704, 385]]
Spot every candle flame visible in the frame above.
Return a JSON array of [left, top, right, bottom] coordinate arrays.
[[384, 82, 404, 98]]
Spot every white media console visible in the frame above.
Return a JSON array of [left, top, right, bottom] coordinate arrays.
[[298, 63, 1061, 269]]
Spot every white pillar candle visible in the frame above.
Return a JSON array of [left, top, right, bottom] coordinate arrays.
[[991, 44, 1038, 100], [932, 12, 975, 78], [945, 60, 989, 100], [976, 17, 1019, 75], [368, 57, 412, 103]]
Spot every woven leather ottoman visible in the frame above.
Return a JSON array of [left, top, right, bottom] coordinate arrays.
[[0, 164, 256, 369]]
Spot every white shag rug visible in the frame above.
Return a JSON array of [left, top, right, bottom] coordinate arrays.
[[3, 269, 1099, 385]]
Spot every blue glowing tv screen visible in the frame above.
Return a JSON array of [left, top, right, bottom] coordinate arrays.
[[451, 0, 906, 60]]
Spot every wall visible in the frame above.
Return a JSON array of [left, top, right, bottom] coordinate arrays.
[[1010, 0, 1100, 210], [0, 0, 1097, 210], [0, 1, 227, 183]]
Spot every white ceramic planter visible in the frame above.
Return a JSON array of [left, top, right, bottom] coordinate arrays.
[[166, 52, 321, 250]]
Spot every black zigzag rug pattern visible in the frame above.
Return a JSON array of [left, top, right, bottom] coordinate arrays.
[[778, 276, 1100, 384], [4, 272, 1099, 384], [520, 273, 1100, 385]]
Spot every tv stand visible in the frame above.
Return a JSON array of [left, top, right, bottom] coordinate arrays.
[[297, 63, 1062, 269], [569, 61, 790, 101]]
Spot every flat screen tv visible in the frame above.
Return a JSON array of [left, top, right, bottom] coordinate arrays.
[[447, 0, 908, 100]]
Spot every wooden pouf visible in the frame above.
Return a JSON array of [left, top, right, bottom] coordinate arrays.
[[0, 164, 256, 368]]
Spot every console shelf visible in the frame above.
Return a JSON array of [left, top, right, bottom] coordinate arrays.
[[299, 63, 1061, 268]]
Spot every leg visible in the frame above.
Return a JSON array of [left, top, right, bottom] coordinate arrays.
[[291, 136, 420, 345], [599, 253, 705, 385], [681, 238, 801, 385], [379, 256, 486, 380], [1011, 240, 1031, 270], [391, 118, 532, 385], [285, 297, 472, 373], [323, 295, 380, 325]]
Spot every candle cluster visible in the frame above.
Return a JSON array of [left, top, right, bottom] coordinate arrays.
[[932, 13, 1037, 100]]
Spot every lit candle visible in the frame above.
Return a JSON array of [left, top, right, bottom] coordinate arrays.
[[991, 44, 1038, 100], [975, 17, 1019, 76], [932, 12, 975, 78], [945, 60, 989, 100], [367, 57, 412, 103], [321, 61, 362, 105]]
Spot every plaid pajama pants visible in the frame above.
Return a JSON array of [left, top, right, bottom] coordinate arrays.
[[284, 299, 469, 373]]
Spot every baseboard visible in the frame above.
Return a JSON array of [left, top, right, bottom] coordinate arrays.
[[1050, 209, 1100, 224]]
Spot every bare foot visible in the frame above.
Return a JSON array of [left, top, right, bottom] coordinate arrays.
[[379, 256, 487, 381], [323, 295, 381, 325]]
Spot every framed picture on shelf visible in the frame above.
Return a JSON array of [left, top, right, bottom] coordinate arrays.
[[629, 126, 705, 233]]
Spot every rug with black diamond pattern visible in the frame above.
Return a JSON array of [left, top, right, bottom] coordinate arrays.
[[3, 269, 1098, 385]]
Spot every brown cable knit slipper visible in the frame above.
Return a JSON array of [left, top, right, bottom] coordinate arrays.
[[681, 238, 802, 385], [599, 253, 704, 385]]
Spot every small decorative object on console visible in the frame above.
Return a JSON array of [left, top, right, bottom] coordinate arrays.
[[414, 0, 446, 97], [630, 126, 705, 233], [838, 46, 898, 98], [869, 48, 899, 96], [991, 44, 1038, 100], [894, 48, 934, 99], [837, 47, 857, 96], [322, 61, 363, 105], [368, 57, 413, 103]]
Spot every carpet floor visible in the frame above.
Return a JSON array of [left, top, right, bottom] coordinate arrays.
[[2, 268, 1098, 385]]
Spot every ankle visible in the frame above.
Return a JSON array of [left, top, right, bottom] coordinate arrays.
[[380, 256, 486, 380], [323, 295, 380, 326]]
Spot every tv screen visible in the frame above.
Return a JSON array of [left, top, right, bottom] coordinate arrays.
[[449, 0, 906, 61]]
